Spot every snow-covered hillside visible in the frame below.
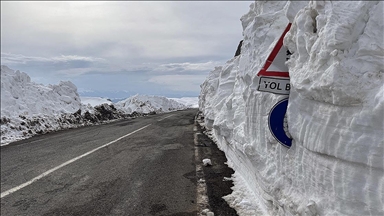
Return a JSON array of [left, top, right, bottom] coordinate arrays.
[[1, 66, 188, 145], [199, 1, 383, 216]]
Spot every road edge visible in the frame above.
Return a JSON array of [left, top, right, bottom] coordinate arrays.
[[194, 114, 214, 216]]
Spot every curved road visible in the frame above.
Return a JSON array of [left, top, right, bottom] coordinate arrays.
[[1, 109, 198, 216]]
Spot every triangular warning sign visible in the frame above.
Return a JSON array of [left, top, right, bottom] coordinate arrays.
[[257, 23, 292, 78]]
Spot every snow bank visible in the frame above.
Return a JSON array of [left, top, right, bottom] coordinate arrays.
[[1, 66, 188, 145], [199, 1, 383, 215], [1, 65, 83, 144], [1, 65, 81, 118], [1, 66, 112, 145], [116, 94, 186, 114]]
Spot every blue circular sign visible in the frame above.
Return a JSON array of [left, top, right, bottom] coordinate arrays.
[[268, 98, 292, 148]]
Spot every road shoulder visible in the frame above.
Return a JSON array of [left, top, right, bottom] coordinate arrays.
[[194, 113, 238, 216]]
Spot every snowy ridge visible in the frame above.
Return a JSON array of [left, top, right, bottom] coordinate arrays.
[[116, 94, 186, 114], [169, 97, 199, 108], [80, 96, 113, 107], [1, 66, 188, 145], [199, 1, 383, 216]]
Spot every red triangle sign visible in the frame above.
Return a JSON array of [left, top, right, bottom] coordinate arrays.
[[257, 23, 292, 78]]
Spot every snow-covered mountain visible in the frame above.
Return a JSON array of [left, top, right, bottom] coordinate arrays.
[[169, 97, 199, 108], [0, 66, 189, 145], [199, 1, 383, 216]]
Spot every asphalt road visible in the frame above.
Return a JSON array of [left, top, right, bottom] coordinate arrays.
[[1, 109, 199, 216]]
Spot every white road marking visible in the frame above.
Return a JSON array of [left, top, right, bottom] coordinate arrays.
[[0, 124, 152, 199], [157, 114, 175, 122], [194, 117, 211, 215]]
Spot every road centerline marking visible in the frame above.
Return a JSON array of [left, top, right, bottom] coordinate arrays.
[[0, 124, 152, 199], [157, 114, 175, 122]]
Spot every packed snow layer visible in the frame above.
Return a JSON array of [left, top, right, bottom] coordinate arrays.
[[169, 97, 199, 108], [115, 94, 187, 114], [1, 65, 81, 118], [199, 1, 383, 216], [80, 96, 112, 107]]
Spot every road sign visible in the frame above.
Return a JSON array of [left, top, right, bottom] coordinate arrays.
[[258, 77, 290, 95], [257, 23, 293, 147], [268, 98, 292, 148], [257, 23, 292, 78]]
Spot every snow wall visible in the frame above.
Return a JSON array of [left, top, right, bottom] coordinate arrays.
[[116, 94, 186, 114], [1, 65, 187, 145], [199, 1, 383, 215], [1, 65, 82, 118]]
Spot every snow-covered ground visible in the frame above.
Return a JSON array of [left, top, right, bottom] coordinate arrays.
[[1, 66, 188, 145], [199, 1, 383, 216]]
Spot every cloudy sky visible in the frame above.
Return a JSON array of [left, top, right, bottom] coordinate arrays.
[[1, 1, 252, 98]]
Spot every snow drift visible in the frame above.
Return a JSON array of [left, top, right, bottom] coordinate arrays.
[[1, 66, 123, 145], [199, 1, 383, 216], [1, 66, 188, 145], [1, 65, 82, 118], [115, 94, 186, 114]]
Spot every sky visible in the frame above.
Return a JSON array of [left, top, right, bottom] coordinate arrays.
[[1, 1, 252, 99]]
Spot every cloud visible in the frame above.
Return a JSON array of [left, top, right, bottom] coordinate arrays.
[[1, 1, 249, 60], [1, 1, 252, 97], [1, 52, 104, 65], [1, 52, 219, 77], [148, 74, 207, 92], [56, 68, 101, 76], [157, 61, 222, 72]]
